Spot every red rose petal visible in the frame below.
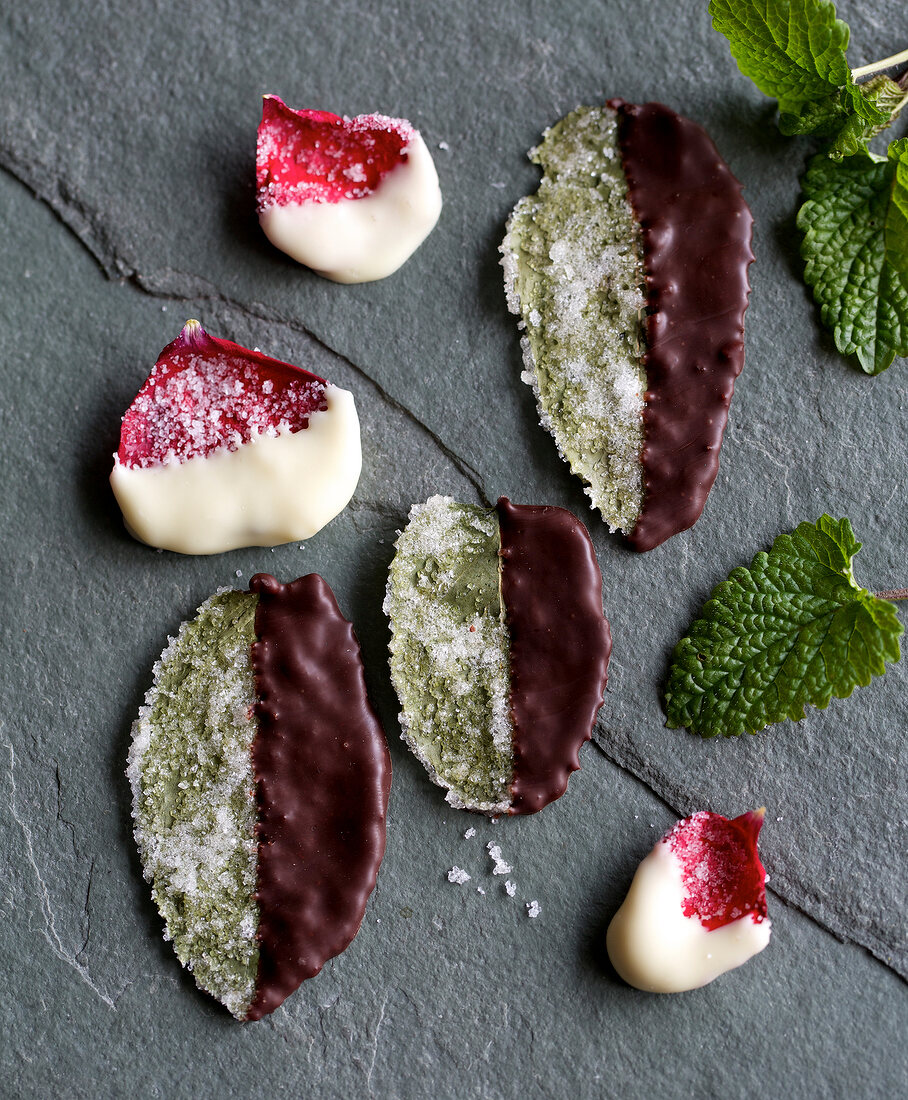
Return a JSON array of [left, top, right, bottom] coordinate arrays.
[[117, 321, 328, 468], [256, 94, 416, 208], [665, 809, 768, 931]]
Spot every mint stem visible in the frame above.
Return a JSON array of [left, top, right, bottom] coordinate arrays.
[[852, 47, 908, 80], [875, 588, 908, 601]]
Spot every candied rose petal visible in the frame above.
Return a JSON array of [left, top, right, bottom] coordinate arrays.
[[256, 94, 416, 208], [666, 809, 768, 930], [117, 320, 328, 468]]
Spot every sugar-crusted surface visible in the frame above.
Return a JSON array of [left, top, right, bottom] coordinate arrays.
[[119, 355, 326, 468], [127, 589, 260, 1019], [501, 105, 646, 532], [666, 810, 768, 931], [384, 496, 513, 813], [256, 97, 417, 209]]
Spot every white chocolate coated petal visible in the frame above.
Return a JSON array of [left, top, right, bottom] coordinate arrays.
[[111, 385, 361, 554], [606, 839, 771, 993], [259, 133, 442, 283]]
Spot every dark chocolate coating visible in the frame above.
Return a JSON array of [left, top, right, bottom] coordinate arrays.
[[497, 498, 611, 814], [246, 573, 391, 1021], [610, 100, 754, 552]]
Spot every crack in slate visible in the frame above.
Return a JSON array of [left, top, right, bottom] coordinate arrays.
[[5, 741, 121, 1008], [0, 160, 492, 509]]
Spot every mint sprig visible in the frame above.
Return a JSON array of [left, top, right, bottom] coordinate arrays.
[[709, 0, 908, 373], [708, 0, 887, 130], [665, 517, 904, 737], [799, 140, 908, 372]]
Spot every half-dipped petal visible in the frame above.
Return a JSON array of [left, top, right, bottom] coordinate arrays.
[[256, 96, 442, 283]]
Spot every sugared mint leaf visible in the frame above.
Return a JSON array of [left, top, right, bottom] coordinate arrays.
[[665, 517, 903, 737], [709, 0, 888, 128], [798, 140, 908, 373]]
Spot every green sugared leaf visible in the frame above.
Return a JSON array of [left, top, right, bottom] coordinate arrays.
[[798, 141, 908, 373], [665, 516, 903, 736], [709, 0, 888, 127]]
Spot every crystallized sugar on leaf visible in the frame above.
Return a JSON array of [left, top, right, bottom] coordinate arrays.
[[447, 866, 472, 885], [384, 496, 514, 813], [127, 589, 260, 1019], [526, 900, 541, 918], [501, 106, 647, 531]]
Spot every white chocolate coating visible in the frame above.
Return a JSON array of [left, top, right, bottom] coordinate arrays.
[[259, 133, 442, 283], [111, 385, 361, 554], [606, 838, 771, 993]]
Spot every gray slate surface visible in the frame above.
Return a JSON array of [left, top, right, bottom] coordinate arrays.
[[1, 1, 906, 1096]]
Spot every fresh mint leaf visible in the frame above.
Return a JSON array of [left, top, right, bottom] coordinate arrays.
[[798, 140, 908, 373], [828, 76, 907, 159], [665, 517, 903, 737], [778, 90, 851, 137], [709, 0, 889, 130]]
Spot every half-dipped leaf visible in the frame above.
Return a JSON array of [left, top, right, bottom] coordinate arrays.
[[384, 495, 611, 814], [128, 574, 391, 1020]]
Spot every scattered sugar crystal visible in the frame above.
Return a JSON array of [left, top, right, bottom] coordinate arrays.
[[487, 842, 512, 875], [464, 827, 476, 839], [438, 141, 450, 151], [447, 866, 471, 885], [526, 901, 541, 918], [504, 880, 517, 897], [235, 570, 242, 577]]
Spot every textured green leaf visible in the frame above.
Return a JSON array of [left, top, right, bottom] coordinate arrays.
[[798, 141, 908, 373], [778, 89, 850, 137], [709, 0, 889, 125], [828, 76, 907, 159], [665, 517, 903, 737]]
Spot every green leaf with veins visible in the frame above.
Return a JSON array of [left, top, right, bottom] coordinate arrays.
[[828, 76, 907, 159], [778, 89, 851, 137], [798, 140, 908, 373], [709, 0, 889, 128], [665, 517, 903, 737]]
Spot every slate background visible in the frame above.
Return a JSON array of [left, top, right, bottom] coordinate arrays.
[[1, 1, 906, 1096]]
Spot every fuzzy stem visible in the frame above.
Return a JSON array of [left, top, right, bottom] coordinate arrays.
[[875, 588, 908, 601], [852, 47, 908, 80]]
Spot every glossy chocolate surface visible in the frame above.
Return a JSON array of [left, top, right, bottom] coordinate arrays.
[[611, 100, 754, 552], [497, 498, 611, 814], [247, 573, 391, 1020]]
